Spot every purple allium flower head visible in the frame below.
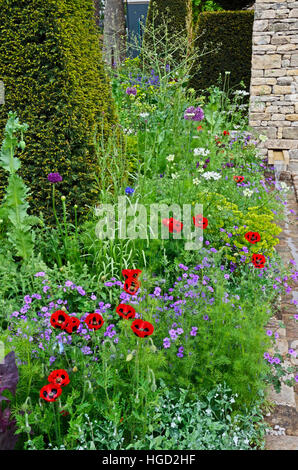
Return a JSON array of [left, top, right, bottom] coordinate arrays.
[[184, 106, 204, 122], [48, 172, 62, 183], [126, 86, 137, 96]]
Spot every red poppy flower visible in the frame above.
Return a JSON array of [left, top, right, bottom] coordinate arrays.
[[197, 125, 203, 131], [122, 269, 142, 281], [233, 175, 244, 183], [48, 369, 70, 387], [193, 214, 208, 229], [223, 130, 229, 136], [50, 310, 70, 330], [116, 304, 136, 320], [245, 232, 261, 244], [131, 319, 154, 338], [40, 383, 62, 402], [162, 217, 183, 233], [59, 410, 69, 417], [252, 254, 266, 268], [64, 316, 80, 334], [84, 313, 104, 330], [123, 278, 140, 296]]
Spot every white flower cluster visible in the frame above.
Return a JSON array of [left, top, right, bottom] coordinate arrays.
[[243, 188, 253, 197], [279, 182, 289, 192], [194, 148, 210, 157], [166, 154, 175, 162], [123, 128, 134, 135], [266, 425, 286, 436], [193, 178, 200, 185], [234, 90, 250, 96], [201, 172, 222, 181], [139, 112, 149, 118]]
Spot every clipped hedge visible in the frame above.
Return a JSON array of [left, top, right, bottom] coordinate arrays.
[[143, 0, 187, 60], [212, 0, 254, 9], [0, 0, 118, 223], [189, 10, 254, 93]]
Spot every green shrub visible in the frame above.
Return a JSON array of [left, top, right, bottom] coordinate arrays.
[[0, 0, 118, 223], [189, 11, 254, 93], [143, 0, 188, 62], [212, 0, 254, 9]]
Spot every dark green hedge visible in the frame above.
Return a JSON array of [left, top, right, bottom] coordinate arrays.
[[143, 0, 187, 61], [189, 11, 254, 93], [0, 0, 118, 223], [212, 0, 254, 9]]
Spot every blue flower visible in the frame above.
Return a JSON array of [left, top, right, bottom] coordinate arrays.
[[125, 187, 135, 195]]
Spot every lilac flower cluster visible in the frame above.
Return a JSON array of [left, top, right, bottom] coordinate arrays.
[[104, 324, 119, 344], [184, 106, 204, 122], [263, 352, 281, 365], [126, 69, 160, 90], [7, 275, 114, 364]]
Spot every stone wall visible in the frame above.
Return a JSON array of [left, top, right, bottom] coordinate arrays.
[[249, 0, 298, 171], [0, 81, 4, 105]]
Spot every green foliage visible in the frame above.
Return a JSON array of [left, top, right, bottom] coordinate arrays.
[[0, 0, 118, 223], [25, 383, 267, 450], [0, 112, 40, 260], [189, 11, 254, 93], [143, 0, 188, 62], [213, 0, 254, 9], [192, 0, 223, 23]]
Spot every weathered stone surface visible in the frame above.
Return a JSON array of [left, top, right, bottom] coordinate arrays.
[[271, 36, 290, 45], [252, 54, 282, 69], [277, 76, 293, 85], [0, 81, 4, 105], [291, 54, 298, 66], [266, 139, 298, 149], [251, 127, 277, 139], [254, 35, 271, 45], [277, 43, 297, 52], [266, 405, 298, 436], [290, 149, 298, 159], [250, 0, 298, 175], [283, 128, 298, 139], [250, 112, 271, 120], [265, 435, 298, 450], [272, 113, 286, 120], [265, 68, 286, 77], [251, 77, 276, 85], [254, 19, 269, 31], [286, 114, 298, 121], [251, 85, 272, 95]]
